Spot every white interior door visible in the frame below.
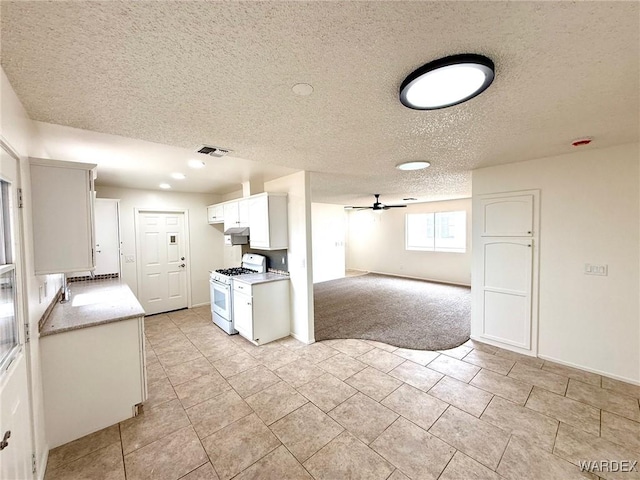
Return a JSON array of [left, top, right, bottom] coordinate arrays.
[[0, 144, 34, 480], [137, 211, 188, 315], [475, 192, 539, 353], [94, 199, 121, 276]]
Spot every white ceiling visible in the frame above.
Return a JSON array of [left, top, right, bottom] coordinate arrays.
[[2, 1, 638, 206]]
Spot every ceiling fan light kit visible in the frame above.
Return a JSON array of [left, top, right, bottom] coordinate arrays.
[[400, 53, 495, 110]]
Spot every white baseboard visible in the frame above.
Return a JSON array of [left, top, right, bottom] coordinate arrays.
[[537, 354, 640, 386], [290, 331, 314, 344], [367, 270, 471, 288]]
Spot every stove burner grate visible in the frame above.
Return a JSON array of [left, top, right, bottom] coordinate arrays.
[[215, 267, 258, 276]]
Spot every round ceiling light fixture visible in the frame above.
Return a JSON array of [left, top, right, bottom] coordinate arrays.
[[159, 183, 172, 189], [292, 83, 314, 96], [400, 54, 495, 110], [396, 161, 431, 171], [171, 172, 186, 180]]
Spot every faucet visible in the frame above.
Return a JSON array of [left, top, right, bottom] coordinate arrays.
[[61, 273, 71, 303]]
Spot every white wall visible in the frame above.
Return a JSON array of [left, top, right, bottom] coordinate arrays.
[[96, 186, 223, 307], [311, 203, 346, 283], [346, 198, 472, 286], [472, 143, 640, 383], [264, 172, 314, 343], [1, 68, 64, 477]]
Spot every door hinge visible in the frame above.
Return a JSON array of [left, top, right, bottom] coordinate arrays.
[[25, 323, 30, 343], [17, 188, 23, 208], [32, 452, 37, 474]]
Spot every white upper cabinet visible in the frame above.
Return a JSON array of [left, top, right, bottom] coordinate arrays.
[[223, 199, 249, 231], [207, 204, 224, 224], [480, 194, 533, 237], [249, 193, 288, 250], [30, 158, 97, 274]]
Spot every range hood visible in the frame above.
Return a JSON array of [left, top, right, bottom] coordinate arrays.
[[224, 226, 249, 245], [224, 227, 249, 236]]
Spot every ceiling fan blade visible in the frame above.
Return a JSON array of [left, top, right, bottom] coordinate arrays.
[[345, 194, 406, 211]]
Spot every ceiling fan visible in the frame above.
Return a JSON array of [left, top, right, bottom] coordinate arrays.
[[345, 194, 407, 211]]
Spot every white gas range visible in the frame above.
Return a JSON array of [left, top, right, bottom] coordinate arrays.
[[209, 253, 267, 334]]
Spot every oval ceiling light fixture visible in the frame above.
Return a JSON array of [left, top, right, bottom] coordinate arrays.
[[187, 159, 206, 169], [171, 172, 186, 180], [396, 161, 431, 171], [400, 54, 495, 110], [159, 183, 171, 189], [292, 83, 314, 96]]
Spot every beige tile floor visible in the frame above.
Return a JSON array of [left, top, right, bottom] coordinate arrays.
[[45, 306, 640, 480]]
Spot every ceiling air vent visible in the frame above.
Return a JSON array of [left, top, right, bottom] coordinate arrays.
[[196, 145, 231, 157]]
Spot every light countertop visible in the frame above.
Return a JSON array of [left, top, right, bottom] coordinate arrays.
[[233, 272, 290, 285], [40, 279, 145, 337]]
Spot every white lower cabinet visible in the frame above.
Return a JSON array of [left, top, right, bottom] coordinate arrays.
[[40, 317, 147, 449], [233, 279, 290, 345]]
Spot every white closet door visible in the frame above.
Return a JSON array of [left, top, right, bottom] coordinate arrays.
[[474, 191, 539, 354], [480, 238, 533, 348]]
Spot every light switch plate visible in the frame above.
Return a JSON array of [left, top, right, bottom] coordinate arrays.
[[585, 264, 608, 276], [125, 255, 135, 263]]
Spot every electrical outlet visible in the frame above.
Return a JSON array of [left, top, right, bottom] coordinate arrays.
[[39, 284, 43, 304], [585, 264, 608, 276]]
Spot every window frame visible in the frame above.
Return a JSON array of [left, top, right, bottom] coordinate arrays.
[[405, 210, 467, 253]]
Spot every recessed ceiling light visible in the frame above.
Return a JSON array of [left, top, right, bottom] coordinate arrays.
[[400, 54, 495, 110], [171, 172, 186, 180], [292, 83, 314, 96], [403, 197, 418, 201], [188, 159, 206, 169], [159, 183, 171, 189], [396, 161, 431, 171]]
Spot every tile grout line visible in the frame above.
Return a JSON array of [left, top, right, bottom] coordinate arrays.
[[494, 433, 513, 473], [119, 423, 127, 480]]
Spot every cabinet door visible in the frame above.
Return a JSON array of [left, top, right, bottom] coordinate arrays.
[[207, 205, 224, 224], [207, 206, 216, 223], [233, 290, 253, 338], [249, 196, 269, 248], [238, 199, 250, 227], [223, 202, 239, 231], [480, 195, 533, 237], [30, 162, 96, 274]]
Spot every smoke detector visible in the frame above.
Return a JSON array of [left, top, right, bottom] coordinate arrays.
[[196, 145, 231, 157]]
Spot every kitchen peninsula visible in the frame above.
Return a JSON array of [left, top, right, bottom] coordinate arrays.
[[39, 279, 147, 449]]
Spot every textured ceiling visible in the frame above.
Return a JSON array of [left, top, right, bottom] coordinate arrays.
[[1, 1, 639, 205]]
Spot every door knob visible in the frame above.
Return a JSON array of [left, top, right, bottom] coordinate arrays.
[[0, 430, 11, 450], [179, 264, 186, 268], [181, 257, 185, 261]]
